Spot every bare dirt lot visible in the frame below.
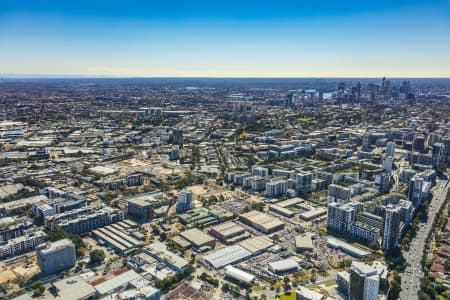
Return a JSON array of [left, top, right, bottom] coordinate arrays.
[[0, 254, 40, 293]]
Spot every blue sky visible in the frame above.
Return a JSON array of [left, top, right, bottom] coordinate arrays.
[[1, 0, 449, 77]]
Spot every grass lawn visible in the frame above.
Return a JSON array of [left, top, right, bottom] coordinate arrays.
[[279, 292, 296, 300], [297, 117, 312, 122], [252, 284, 266, 291]]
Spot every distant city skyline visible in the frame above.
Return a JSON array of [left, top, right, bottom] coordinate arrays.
[[1, 0, 450, 77]]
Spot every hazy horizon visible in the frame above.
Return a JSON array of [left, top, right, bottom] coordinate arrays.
[[3, 74, 450, 79]]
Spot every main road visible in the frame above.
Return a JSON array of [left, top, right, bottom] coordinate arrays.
[[400, 176, 449, 300]]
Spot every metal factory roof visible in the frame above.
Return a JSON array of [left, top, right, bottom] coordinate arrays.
[[224, 266, 255, 284], [94, 270, 141, 295], [203, 245, 252, 269], [268, 258, 299, 272]]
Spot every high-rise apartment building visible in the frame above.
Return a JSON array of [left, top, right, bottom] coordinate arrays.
[[386, 141, 396, 157], [432, 142, 447, 172], [37, 239, 76, 274], [383, 156, 393, 173], [381, 205, 401, 251], [251, 166, 269, 177], [408, 176, 424, 208], [296, 172, 313, 194], [266, 179, 288, 198], [176, 190, 193, 213], [349, 261, 387, 300], [327, 202, 361, 234], [327, 184, 351, 204]]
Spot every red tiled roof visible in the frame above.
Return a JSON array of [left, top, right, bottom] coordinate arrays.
[[436, 250, 450, 258], [431, 263, 445, 273]]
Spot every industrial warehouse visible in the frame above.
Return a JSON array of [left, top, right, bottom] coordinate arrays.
[[238, 210, 284, 233], [178, 228, 216, 251], [202, 245, 252, 269], [208, 221, 250, 245], [92, 221, 143, 255]]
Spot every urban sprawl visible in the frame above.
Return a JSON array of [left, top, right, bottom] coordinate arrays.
[[0, 77, 449, 300]]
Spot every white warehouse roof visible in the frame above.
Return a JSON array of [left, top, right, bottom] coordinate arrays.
[[202, 245, 252, 269], [327, 236, 370, 258], [224, 266, 255, 284], [296, 286, 324, 300], [94, 270, 141, 295], [268, 258, 299, 273]]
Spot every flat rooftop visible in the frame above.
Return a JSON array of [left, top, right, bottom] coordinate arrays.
[[179, 228, 215, 247], [89, 166, 117, 176], [0, 195, 48, 211], [53, 275, 96, 300], [125, 192, 165, 206], [295, 233, 314, 250], [239, 236, 273, 254], [38, 238, 74, 254], [239, 210, 284, 231], [300, 208, 327, 219], [94, 269, 141, 295], [210, 221, 246, 238], [275, 198, 303, 208], [269, 258, 299, 272], [202, 245, 252, 269], [327, 236, 371, 258], [146, 241, 189, 270]]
